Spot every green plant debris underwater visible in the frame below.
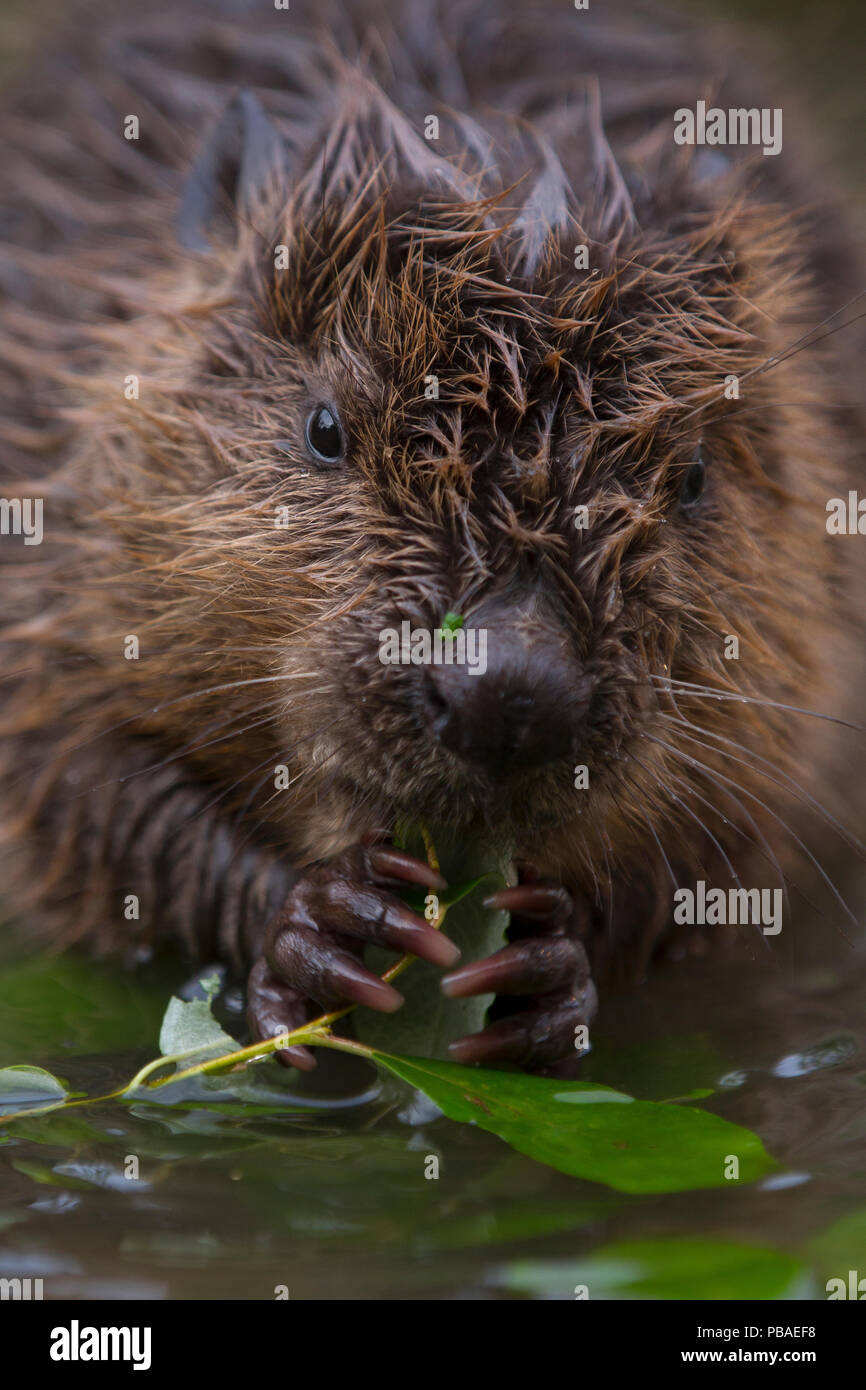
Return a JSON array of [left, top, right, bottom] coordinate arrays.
[[0, 827, 780, 1197]]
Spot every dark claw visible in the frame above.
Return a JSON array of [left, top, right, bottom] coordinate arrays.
[[447, 872, 598, 1070], [448, 980, 598, 1069], [315, 880, 460, 966], [442, 936, 584, 997], [246, 957, 317, 1070], [249, 850, 598, 1075], [482, 879, 582, 934], [482, 883, 563, 916], [448, 1015, 529, 1066], [365, 843, 447, 892], [247, 840, 455, 1070], [266, 922, 404, 1012]]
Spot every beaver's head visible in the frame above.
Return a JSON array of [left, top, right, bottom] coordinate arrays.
[[93, 77, 839, 876]]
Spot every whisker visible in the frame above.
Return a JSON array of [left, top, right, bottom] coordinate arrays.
[[192, 714, 349, 828], [2, 670, 327, 797], [653, 292, 866, 445], [255, 738, 354, 814], [644, 731, 857, 935], [745, 308, 866, 383], [598, 832, 615, 927], [647, 740, 847, 926], [660, 710, 866, 859], [628, 751, 741, 887], [651, 674, 864, 734], [81, 698, 291, 795], [224, 732, 355, 867]]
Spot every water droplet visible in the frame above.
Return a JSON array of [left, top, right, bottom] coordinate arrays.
[[718, 1069, 749, 1088], [771, 1034, 857, 1078], [758, 1171, 811, 1192]]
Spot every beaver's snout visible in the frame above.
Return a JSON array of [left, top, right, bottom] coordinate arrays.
[[420, 624, 591, 778]]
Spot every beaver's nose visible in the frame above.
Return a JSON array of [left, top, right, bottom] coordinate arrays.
[[421, 630, 590, 777]]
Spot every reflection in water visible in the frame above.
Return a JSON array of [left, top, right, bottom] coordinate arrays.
[[0, 897, 864, 1299]]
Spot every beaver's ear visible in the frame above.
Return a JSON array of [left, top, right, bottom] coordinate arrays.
[[177, 89, 287, 252]]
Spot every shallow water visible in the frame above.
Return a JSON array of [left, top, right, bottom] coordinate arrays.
[[1, 891, 864, 1300]]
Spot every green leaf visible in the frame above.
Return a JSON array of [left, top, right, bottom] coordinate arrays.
[[199, 972, 223, 1004], [154, 991, 323, 1105], [368, 1053, 778, 1193], [158, 995, 238, 1060], [494, 1238, 809, 1299], [439, 611, 464, 635], [0, 1065, 69, 1109], [355, 830, 514, 1059]]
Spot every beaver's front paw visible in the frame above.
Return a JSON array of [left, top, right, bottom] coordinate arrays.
[[441, 870, 597, 1073], [246, 840, 459, 1069]]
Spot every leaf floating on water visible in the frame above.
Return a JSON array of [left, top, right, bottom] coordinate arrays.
[[0, 1065, 69, 1110], [158, 992, 237, 1062], [368, 1052, 778, 1194]]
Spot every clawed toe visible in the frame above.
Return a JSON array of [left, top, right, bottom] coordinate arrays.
[[246, 958, 317, 1070]]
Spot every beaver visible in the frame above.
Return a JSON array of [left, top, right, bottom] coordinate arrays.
[[0, 0, 863, 1074]]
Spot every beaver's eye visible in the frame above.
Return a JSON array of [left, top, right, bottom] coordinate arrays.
[[304, 404, 344, 464], [679, 454, 706, 508]]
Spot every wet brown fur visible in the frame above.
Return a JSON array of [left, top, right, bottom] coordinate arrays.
[[0, 0, 863, 986]]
